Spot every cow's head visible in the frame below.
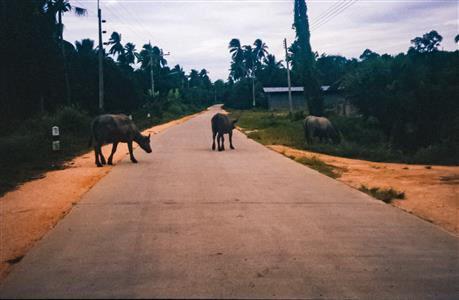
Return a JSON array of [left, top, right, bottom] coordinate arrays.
[[138, 134, 152, 153], [232, 119, 238, 129]]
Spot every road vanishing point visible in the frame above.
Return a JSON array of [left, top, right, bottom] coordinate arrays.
[[0, 106, 457, 299]]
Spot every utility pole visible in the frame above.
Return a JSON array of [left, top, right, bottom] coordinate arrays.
[[284, 38, 293, 114], [149, 42, 154, 95], [149, 46, 170, 96], [252, 76, 256, 107], [97, 0, 104, 112]]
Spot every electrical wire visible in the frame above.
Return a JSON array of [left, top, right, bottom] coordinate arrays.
[[311, 0, 359, 32]]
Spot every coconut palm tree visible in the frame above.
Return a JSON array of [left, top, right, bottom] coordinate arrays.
[[44, 0, 87, 105], [108, 32, 124, 57], [137, 43, 168, 93], [108, 32, 127, 65], [253, 39, 268, 69], [263, 54, 283, 71], [124, 43, 137, 66], [228, 38, 246, 80], [45, 0, 87, 40], [75, 38, 95, 56]]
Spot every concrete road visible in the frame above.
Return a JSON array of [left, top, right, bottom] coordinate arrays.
[[0, 106, 457, 299]]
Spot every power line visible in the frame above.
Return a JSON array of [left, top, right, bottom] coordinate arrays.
[[309, 0, 348, 27], [115, 1, 156, 39], [311, 0, 359, 32], [100, 2, 147, 43], [311, 0, 356, 30]]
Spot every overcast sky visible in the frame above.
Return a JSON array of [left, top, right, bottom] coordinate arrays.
[[64, 0, 458, 80]]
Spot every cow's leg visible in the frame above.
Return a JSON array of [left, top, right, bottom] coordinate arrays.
[[217, 133, 222, 151], [99, 147, 107, 165], [212, 130, 217, 150], [107, 142, 118, 165], [220, 134, 225, 151], [94, 146, 103, 167], [229, 131, 235, 149], [128, 141, 138, 163]]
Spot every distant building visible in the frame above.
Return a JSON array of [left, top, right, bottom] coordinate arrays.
[[263, 85, 357, 116], [262, 87, 306, 111]]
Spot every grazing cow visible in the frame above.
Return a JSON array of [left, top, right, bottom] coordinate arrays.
[[304, 115, 340, 144], [89, 114, 152, 167], [211, 113, 238, 151]]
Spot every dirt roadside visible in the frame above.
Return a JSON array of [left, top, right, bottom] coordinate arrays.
[[0, 113, 199, 281], [269, 145, 459, 235]]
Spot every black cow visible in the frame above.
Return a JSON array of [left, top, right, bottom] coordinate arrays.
[[89, 114, 152, 167], [211, 113, 238, 151]]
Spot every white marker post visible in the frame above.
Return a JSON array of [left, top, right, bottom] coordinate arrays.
[[147, 113, 151, 118], [52, 126, 60, 151], [129, 115, 133, 120]]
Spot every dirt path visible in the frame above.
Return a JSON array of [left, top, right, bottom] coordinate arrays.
[[269, 145, 459, 235], [0, 113, 199, 281]]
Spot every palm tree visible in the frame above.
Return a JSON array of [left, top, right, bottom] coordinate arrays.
[[108, 32, 127, 65], [199, 69, 211, 89], [75, 38, 95, 56], [108, 32, 124, 57], [137, 43, 168, 93], [263, 54, 283, 71], [188, 69, 200, 88], [44, 0, 87, 105], [228, 38, 246, 80], [253, 39, 268, 69], [242, 45, 258, 107], [124, 43, 137, 66]]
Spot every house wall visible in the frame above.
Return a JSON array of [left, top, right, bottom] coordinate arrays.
[[267, 92, 306, 111]]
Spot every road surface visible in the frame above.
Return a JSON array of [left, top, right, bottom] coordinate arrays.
[[0, 106, 457, 299]]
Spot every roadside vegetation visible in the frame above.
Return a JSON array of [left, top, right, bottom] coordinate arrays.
[[0, 105, 200, 197], [285, 154, 342, 179], [358, 185, 405, 203], [1, 1, 212, 196], [230, 110, 457, 165]]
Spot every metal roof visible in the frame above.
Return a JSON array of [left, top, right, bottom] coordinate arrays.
[[263, 87, 304, 93], [263, 86, 331, 93]]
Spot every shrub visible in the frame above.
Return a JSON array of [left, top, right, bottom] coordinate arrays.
[[359, 185, 405, 203]]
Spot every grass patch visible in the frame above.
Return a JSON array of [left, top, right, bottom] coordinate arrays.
[[285, 154, 342, 179], [228, 109, 457, 165], [358, 185, 405, 203]]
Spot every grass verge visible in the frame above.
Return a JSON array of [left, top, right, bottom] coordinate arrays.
[[358, 185, 405, 203], [286, 155, 343, 179], [229, 109, 458, 165]]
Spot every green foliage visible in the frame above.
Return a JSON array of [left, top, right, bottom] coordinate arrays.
[[342, 48, 459, 162], [230, 109, 458, 165], [359, 185, 405, 203], [409, 30, 443, 53], [291, 156, 342, 179]]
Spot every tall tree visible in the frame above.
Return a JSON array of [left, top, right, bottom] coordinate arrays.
[[44, 0, 87, 105], [292, 0, 323, 115], [229, 38, 246, 80], [253, 39, 268, 69], [409, 30, 443, 53], [124, 43, 137, 66], [75, 38, 95, 56], [108, 32, 126, 64]]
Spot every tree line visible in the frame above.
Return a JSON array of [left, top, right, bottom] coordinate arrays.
[[1, 0, 215, 123], [220, 0, 458, 163]]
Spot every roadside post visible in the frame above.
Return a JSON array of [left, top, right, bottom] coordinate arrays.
[[52, 126, 60, 151]]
